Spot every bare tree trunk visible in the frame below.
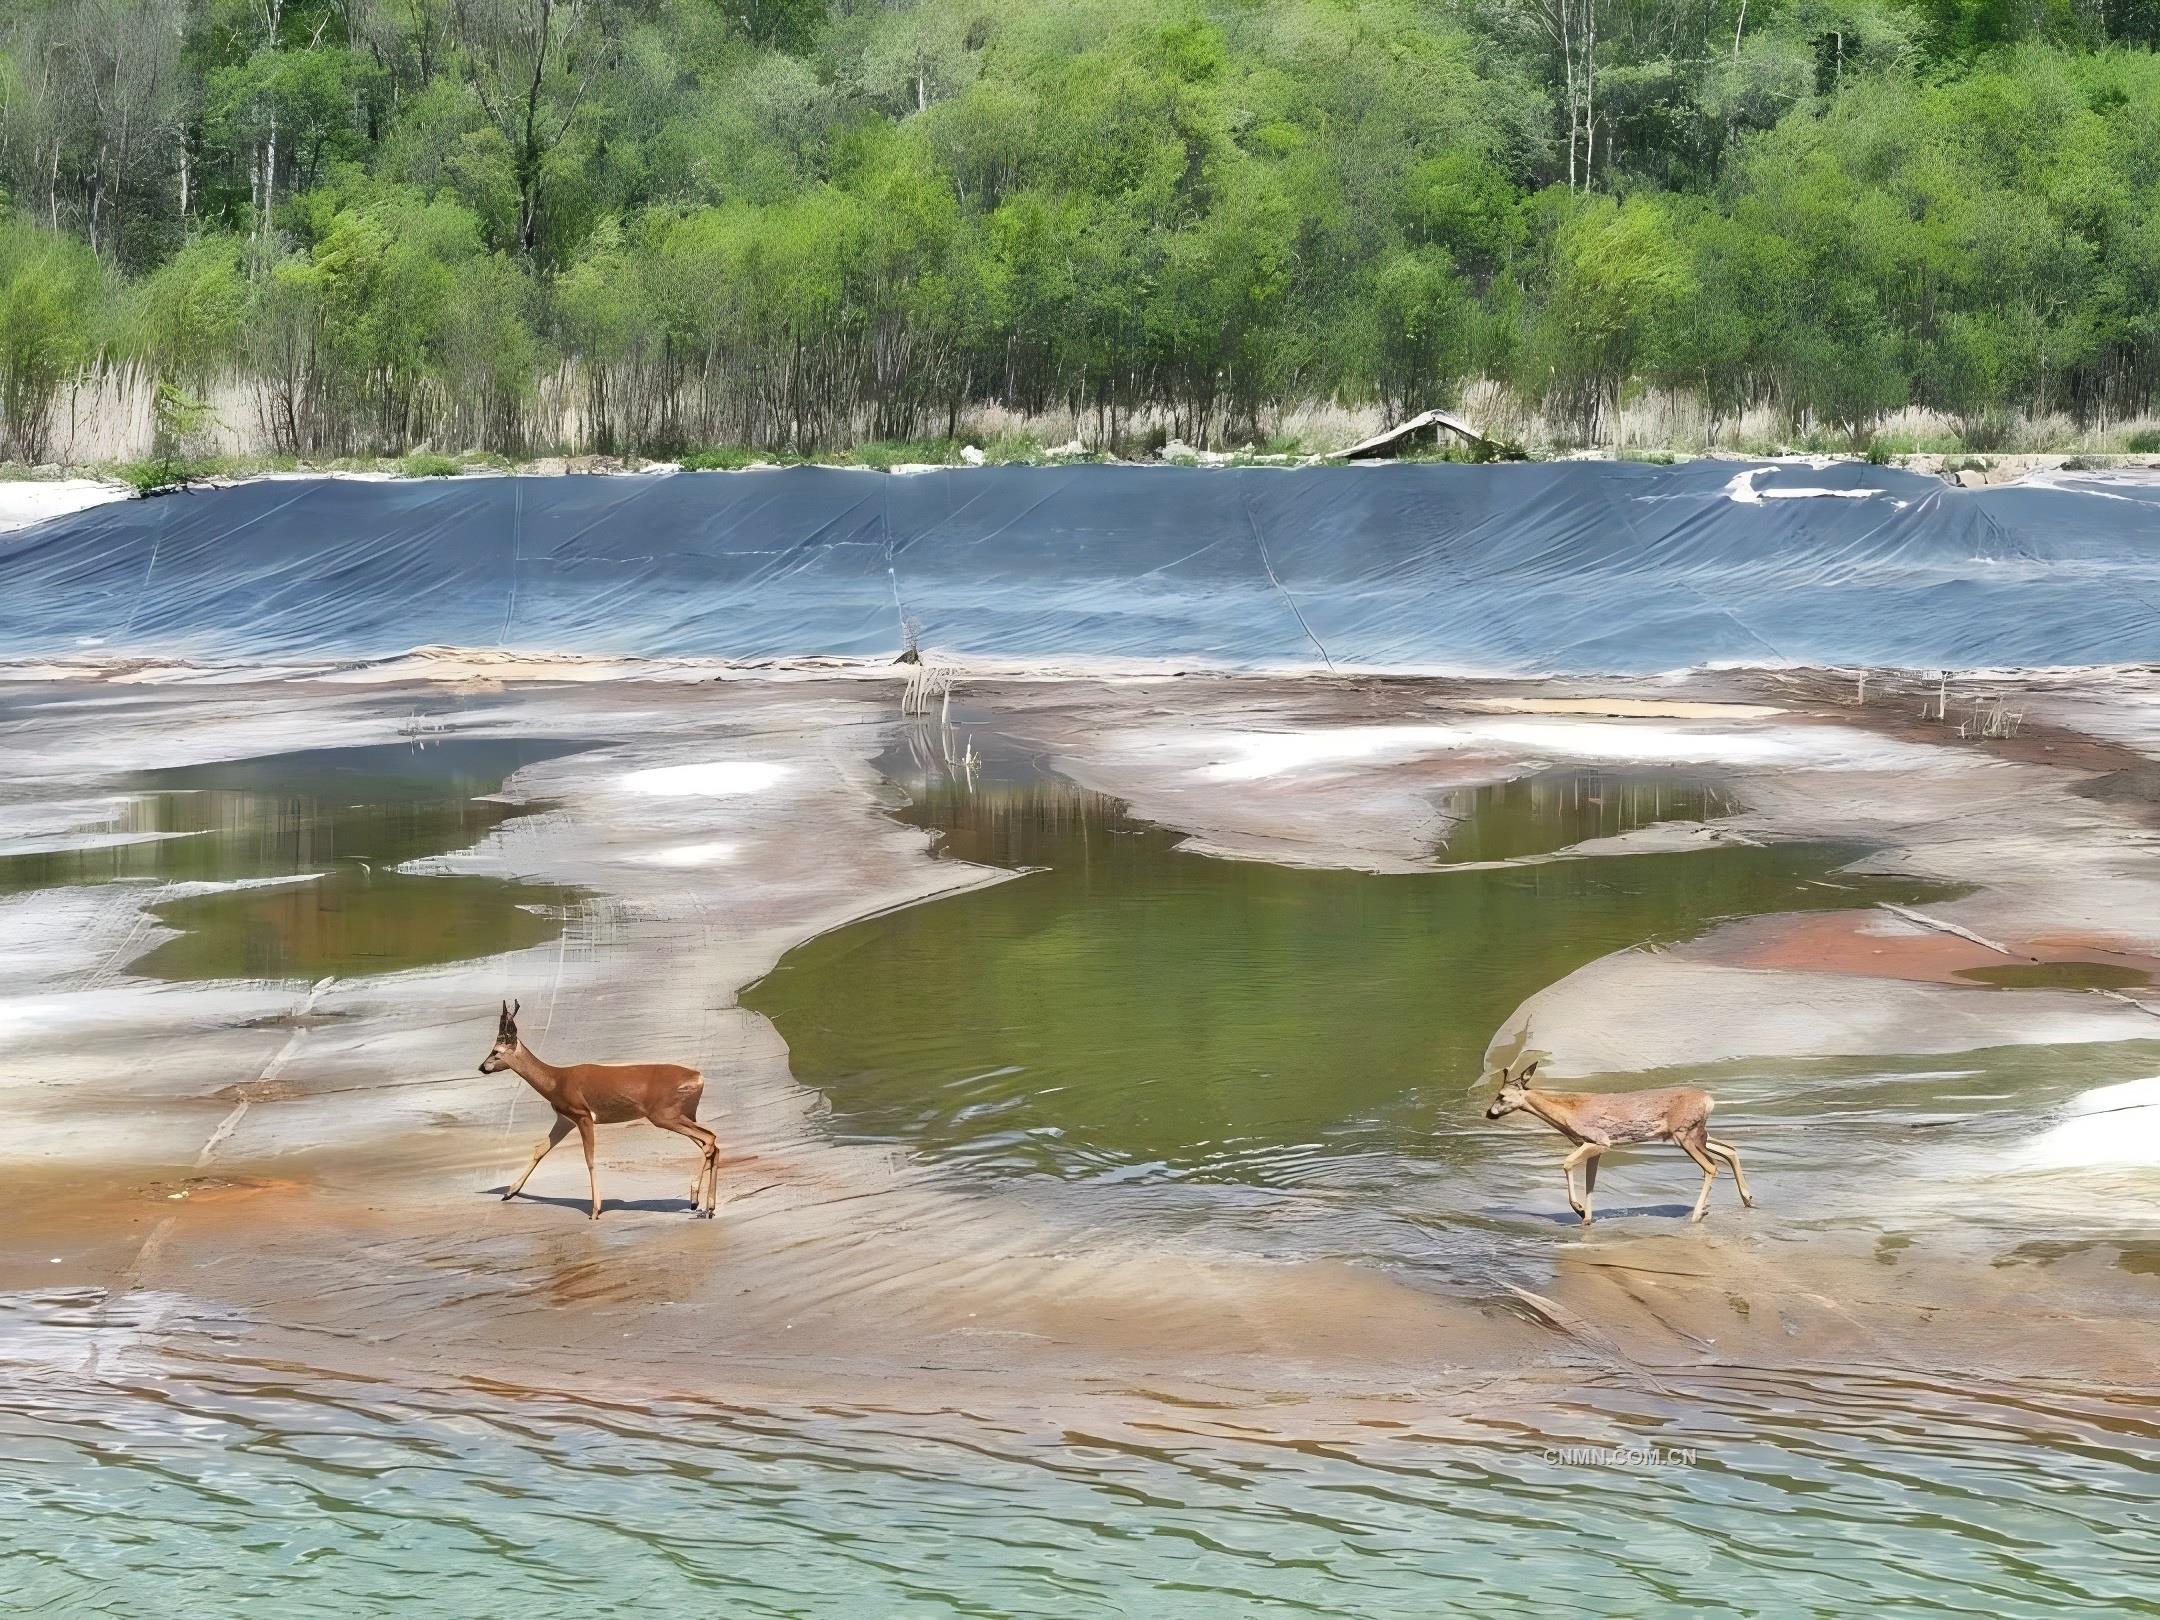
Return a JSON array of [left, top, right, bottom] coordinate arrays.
[[1564, 5, 1577, 190], [517, 0, 552, 253], [1581, 8, 1596, 188], [1536, 0, 1593, 192], [256, 0, 284, 239], [87, 138, 108, 258]]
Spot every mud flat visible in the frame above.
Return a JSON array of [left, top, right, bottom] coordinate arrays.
[[2, 667, 2156, 1613]]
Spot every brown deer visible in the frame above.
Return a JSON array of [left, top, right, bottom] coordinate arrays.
[[1483, 1047, 1753, 1225], [479, 1000, 720, 1220]]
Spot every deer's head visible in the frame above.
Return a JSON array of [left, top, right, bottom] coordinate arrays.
[[479, 999, 522, 1074], [1484, 1053, 1543, 1119]]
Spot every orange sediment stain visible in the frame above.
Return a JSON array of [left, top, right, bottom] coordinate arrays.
[[1726, 909, 2160, 987]]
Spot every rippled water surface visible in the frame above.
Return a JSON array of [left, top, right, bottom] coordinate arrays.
[[2, 1291, 2152, 1618]]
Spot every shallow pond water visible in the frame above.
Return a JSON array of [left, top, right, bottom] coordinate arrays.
[[1956, 961, 2152, 992], [0, 738, 593, 981], [744, 750, 1953, 1184], [1431, 767, 1738, 863]]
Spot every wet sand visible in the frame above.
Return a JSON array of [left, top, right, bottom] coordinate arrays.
[[3, 668, 2156, 1449]]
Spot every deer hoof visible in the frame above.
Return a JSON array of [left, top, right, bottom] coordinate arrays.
[[691, 1208, 715, 1221]]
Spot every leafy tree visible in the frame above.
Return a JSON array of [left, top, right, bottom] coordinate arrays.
[[122, 230, 248, 387], [449, 0, 617, 258], [1364, 247, 1475, 420], [1532, 193, 1694, 440], [0, 215, 104, 459], [5, 0, 2160, 459]]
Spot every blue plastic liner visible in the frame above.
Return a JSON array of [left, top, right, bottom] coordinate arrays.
[[2, 462, 2153, 672]]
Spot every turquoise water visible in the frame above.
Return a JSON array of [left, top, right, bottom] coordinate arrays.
[[2, 1290, 2153, 1618]]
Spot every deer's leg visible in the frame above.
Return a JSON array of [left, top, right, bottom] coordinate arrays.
[[653, 1116, 721, 1217], [1678, 1134, 1719, 1221], [575, 1116, 602, 1220], [1559, 1143, 1599, 1223], [697, 1130, 722, 1216], [504, 1115, 574, 1200], [1581, 1151, 1602, 1222], [1707, 1139, 1754, 1207]]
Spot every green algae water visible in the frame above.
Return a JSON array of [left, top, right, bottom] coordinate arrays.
[[744, 754, 1952, 1184], [0, 738, 592, 981], [1957, 961, 2152, 992], [1431, 767, 1738, 864]]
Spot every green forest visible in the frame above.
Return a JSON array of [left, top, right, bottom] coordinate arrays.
[[3, 0, 2159, 464]]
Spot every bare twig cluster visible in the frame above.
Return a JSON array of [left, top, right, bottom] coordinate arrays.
[[945, 724, 982, 785], [899, 662, 980, 787], [1958, 698, 2026, 739], [1912, 670, 2024, 740], [901, 659, 953, 716]]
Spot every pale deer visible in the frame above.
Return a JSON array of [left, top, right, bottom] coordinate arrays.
[[479, 1001, 720, 1220], [1483, 1049, 1753, 1224]]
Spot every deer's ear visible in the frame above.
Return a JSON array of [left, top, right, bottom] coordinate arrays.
[[511, 999, 520, 1018], [1517, 1058, 1540, 1083]]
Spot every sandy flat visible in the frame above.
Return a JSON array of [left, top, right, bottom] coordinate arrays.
[[0, 477, 130, 534], [0, 669, 2154, 1418]]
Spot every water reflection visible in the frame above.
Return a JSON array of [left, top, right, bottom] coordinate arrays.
[[0, 739, 596, 981], [1433, 768, 1738, 863]]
